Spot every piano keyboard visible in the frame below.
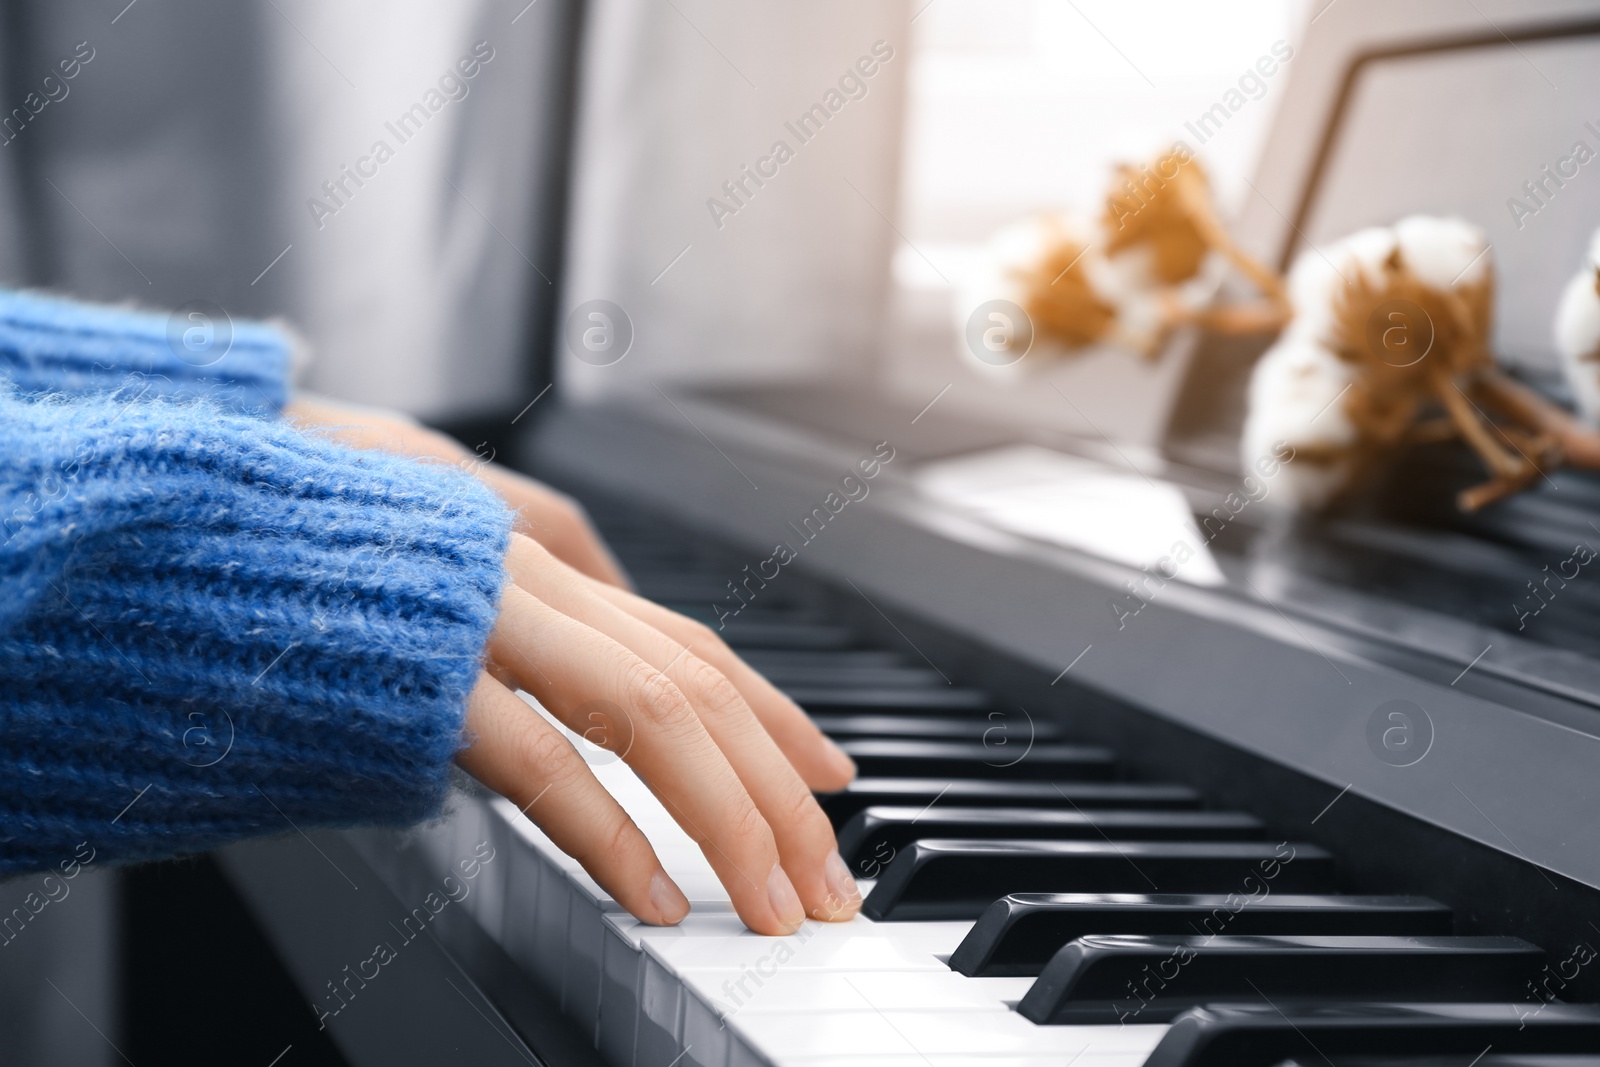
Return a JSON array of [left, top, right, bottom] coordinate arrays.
[[366, 504, 1600, 1067]]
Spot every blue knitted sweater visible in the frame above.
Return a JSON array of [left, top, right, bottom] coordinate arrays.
[[0, 289, 512, 876]]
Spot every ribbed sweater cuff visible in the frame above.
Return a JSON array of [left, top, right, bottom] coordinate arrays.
[[0, 391, 511, 874], [0, 288, 293, 414]]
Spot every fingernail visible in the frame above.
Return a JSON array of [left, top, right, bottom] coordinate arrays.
[[649, 870, 689, 925], [767, 864, 805, 930], [821, 850, 861, 920]]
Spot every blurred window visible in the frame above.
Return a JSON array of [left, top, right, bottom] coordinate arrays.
[[896, 0, 1305, 290]]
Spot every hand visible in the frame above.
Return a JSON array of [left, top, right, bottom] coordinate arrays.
[[455, 533, 861, 934], [284, 395, 631, 588]]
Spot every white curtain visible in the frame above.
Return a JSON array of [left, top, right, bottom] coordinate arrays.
[[559, 0, 911, 400], [0, 0, 565, 422], [271, 0, 564, 417], [0, 1, 911, 419]]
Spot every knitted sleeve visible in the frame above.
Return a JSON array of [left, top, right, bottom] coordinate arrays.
[[0, 288, 295, 414], [0, 387, 512, 876]]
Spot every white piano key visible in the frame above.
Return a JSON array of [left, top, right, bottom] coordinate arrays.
[[474, 800, 513, 943], [434, 791, 509, 942], [569, 867, 610, 902], [603, 912, 748, 1065], [639, 912, 750, 939], [499, 828, 557, 997], [782, 1056, 1158, 1067], [491, 795, 560, 856], [581, 864, 732, 910], [534, 856, 572, 1001], [677, 969, 1034, 1016], [726, 1012, 910, 1061], [503, 702, 734, 908], [494, 791, 585, 877], [491, 796, 608, 1027], [599, 917, 645, 1067], [642, 916, 969, 975], [683, 898, 741, 916], [675, 873, 741, 906], [636, 951, 685, 1067], [521, 695, 731, 873], [590, 771, 732, 906], [649, 933, 949, 974], [681, 987, 732, 1067], [725, 1010, 1167, 1061], [567, 893, 618, 1043], [726, 1037, 767, 1067]]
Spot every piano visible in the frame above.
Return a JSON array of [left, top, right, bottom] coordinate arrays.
[[217, 6, 1600, 1067]]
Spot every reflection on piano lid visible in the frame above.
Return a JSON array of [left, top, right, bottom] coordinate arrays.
[[915, 445, 1227, 588]]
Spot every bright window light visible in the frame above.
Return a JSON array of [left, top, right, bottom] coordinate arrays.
[[897, 0, 1305, 289]]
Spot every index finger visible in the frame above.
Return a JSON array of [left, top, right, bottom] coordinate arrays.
[[488, 584, 807, 935]]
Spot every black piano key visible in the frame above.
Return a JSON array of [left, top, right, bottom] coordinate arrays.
[[784, 686, 993, 714], [747, 664, 946, 688], [838, 807, 1262, 872], [812, 715, 1066, 742], [1142, 1003, 1600, 1067], [713, 619, 858, 650], [817, 779, 1201, 827], [663, 602, 855, 644], [622, 558, 694, 575], [611, 552, 703, 567], [1019, 934, 1544, 1024], [629, 578, 742, 601], [862, 839, 1332, 921], [949, 892, 1454, 976], [676, 603, 823, 625], [739, 649, 908, 671], [837, 739, 1116, 780]]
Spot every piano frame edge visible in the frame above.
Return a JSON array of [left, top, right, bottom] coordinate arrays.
[[216, 825, 604, 1067]]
